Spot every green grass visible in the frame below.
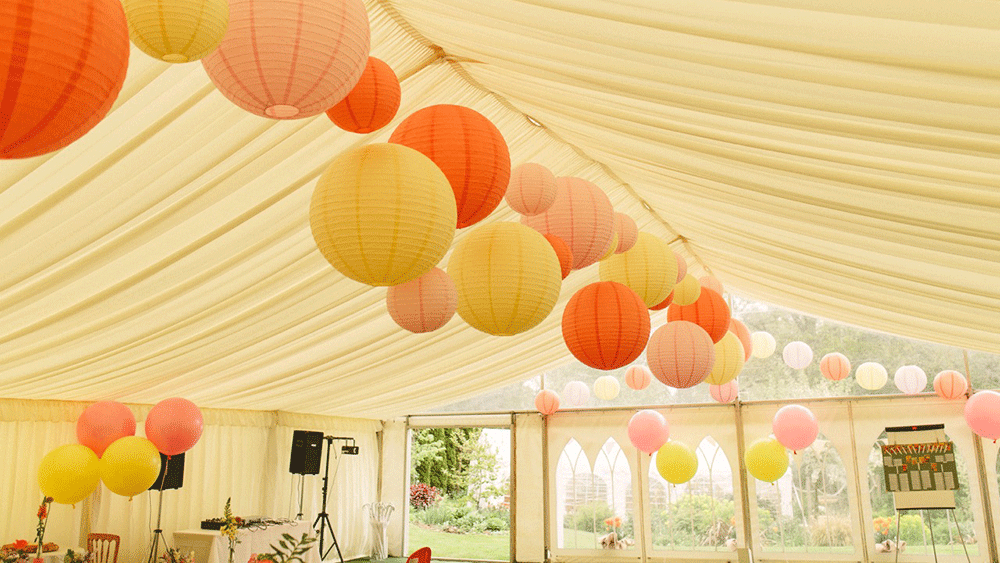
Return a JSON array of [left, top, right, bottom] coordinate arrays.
[[408, 525, 509, 560]]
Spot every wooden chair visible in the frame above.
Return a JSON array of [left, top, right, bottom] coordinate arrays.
[[405, 546, 431, 563], [87, 534, 120, 563]]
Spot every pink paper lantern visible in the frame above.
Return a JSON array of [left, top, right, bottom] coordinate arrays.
[[202, 0, 370, 119], [521, 177, 614, 270], [782, 341, 813, 370], [820, 352, 852, 381], [729, 319, 753, 361], [77, 402, 136, 457], [933, 370, 968, 400], [145, 398, 204, 456], [674, 252, 687, 283], [894, 365, 927, 394], [710, 380, 739, 403], [535, 390, 560, 415], [506, 163, 557, 216], [647, 321, 716, 389], [772, 405, 819, 453], [624, 365, 652, 391], [699, 275, 723, 295], [386, 268, 457, 333], [627, 410, 669, 455], [615, 213, 638, 254], [965, 391, 1000, 441]]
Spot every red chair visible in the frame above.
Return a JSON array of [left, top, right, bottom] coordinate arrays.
[[87, 534, 120, 563], [406, 547, 431, 563]]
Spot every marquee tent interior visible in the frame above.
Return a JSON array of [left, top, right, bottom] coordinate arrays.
[[0, 1, 997, 563]]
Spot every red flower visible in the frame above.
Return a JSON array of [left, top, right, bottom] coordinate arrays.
[[34, 558, 44, 563], [14, 540, 29, 550], [37, 505, 48, 519]]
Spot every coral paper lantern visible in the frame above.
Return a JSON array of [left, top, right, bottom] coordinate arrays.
[[535, 390, 560, 415], [672, 274, 701, 306], [615, 213, 638, 254], [386, 268, 457, 333], [751, 331, 776, 358], [0, 0, 130, 159], [203, 0, 370, 119], [562, 282, 651, 370], [782, 341, 813, 370], [506, 163, 557, 216], [624, 366, 652, 391], [894, 365, 928, 395], [964, 391, 1000, 441], [122, 0, 228, 63], [674, 252, 688, 284], [649, 292, 673, 311], [647, 321, 716, 388], [391, 105, 511, 228], [543, 234, 573, 279], [705, 332, 745, 385], [599, 233, 676, 308], [934, 370, 968, 400], [310, 143, 456, 286], [667, 288, 730, 343], [710, 380, 739, 403], [820, 353, 852, 381], [593, 376, 621, 401], [449, 222, 562, 336], [521, 177, 614, 269], [699, 275, 723, 295], [729, 319, 753, 361], [562, 381, 589, 407], [856, 362, 888, 391], [326, 57, 401, 134]]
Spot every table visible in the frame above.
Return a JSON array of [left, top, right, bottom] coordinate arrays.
[[173, 523, 320, 563], [40, 548, 84, 563]]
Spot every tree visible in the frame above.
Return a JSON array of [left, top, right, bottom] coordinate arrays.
[[411, 428, 487, 498]]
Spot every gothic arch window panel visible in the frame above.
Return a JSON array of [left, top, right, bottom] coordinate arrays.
[[556, 438, 598, 549]]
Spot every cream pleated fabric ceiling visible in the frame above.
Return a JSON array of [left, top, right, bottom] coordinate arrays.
[[0, 0, 996, 418]]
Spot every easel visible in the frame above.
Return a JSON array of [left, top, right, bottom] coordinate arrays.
[[892, 508, 971, 563]]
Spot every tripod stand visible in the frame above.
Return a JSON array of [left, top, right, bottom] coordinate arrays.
[[146, 489, 169, 563], [313, 436, 344, 563]]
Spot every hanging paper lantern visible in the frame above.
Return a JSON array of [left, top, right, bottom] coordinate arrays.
[[122, 0, 228, 63], [782, 341, 813, 370], [390, 105, 511, 228], [562, 282, 651, 370], [656, 441, 698, 484], [750, 332, 776, 359], [562, 381, 590, 407], [647, 321, 716, 388], [667, 288, 730, 343], [542, 234, 574, 280], [326, 57, 401, 133], [0, 0, 130, 159], [202, 0, 369, 119], [627, 410, 669, 455], [964, 391, 1000, 441], [386, 268, 457, 333], [672, 274, 701, 306], [706, 332, 745, 385], [710, 380, 739, 403], [534, 390, 560, 415], [449, 222, 562, 336], [772, 405, 818, 453], [933, 370, 968, 400], [521, 177, 614, 269], [624, 366, 652, 391], [599, 233, 676, 307], [820, 353, 852, 381], [729, 319, 753, 361], [894, 365, 928, 395], [674, 252, 688, 284], [615, 213, 638, 254], [310, 144, 456, 286], [649, 292, 674, 311], [593, 376, 621, 401], [745, 438, 789, 483], [856, 362, 888, 391], [506, 163, 557, 216], [699, 275, 723, 295]]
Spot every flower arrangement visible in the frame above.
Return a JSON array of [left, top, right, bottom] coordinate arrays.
[[63, 549, 93, 563], [158, 549, 195, 563], [247, 534, 316, 563], [604, 516, 623, 534], [873, 516, 893, 542], [219, 499, 241, 563], [34, 497, 53, 559], [1, 540, 38, 563]]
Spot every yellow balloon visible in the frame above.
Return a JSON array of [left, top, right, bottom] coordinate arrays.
[[705, 332, 745, 385], [655, 441, 698, 484], [599, 233, 676, 307], [100, 437, 162, 498], [38, 444, 100, 505], [745, 438, 789, 483], [672, 273, 701, 306], [123, 0, 229, 63]]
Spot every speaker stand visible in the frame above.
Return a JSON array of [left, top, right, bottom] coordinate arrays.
[[295, 475, 305, 520], [147, 490, 170, 563], [314, 437, 344, 563]]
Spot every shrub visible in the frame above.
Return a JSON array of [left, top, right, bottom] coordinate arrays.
[[410, 483, 441, 509], [566, 501, 614, 532], [809, 516, 852, 546], [484, 517, 506, 532]]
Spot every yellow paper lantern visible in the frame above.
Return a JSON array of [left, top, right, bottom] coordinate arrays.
[[745, 438, 789, 483], [750, 331, 776, 359], [122, 0, 229, 63], [593, 375, 621, 401], [448, 222, 562, 336], [599, 233, 676, 307], [99, 437, 161, 498], [310, 144, 457, 286], [672, 273, 701, 306], [856, 362, 888, 391], [38, 445, 100, 505], [706, 332, 745, 385], [655, 441, 698, 485]]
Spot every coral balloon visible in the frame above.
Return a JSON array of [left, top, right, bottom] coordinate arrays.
[[38, 445, 99, 505], [772, 405, 818, 453], [751, 332, 776, 359], [624, 366, 652, 391], [710, 380, 739, 403], [562, 282, 650, 370], [820, 353, 852, 381], [391, 105, 511, 228], [894, 365, 928, 395], [671, 274, 701, 306], [649, 292, 673, 311], [543, 234, 574, 279], [386, 268, 457, 333], [647, 321, 716, 389], [934, 370, 968, 400], [310, 143, 456, 286], [0, 0, 130, 159], [706, 332, 745, 385], [562, 381, 590, 407], [965, 391, 1000, 441], [521, 177, 614, 269], [599, 233, 676, 307], [856, 362, 888, 391], [99, 437, 161, 498], [145, 398, 203, 456], [593, 376, 621, 401], [326, 57, 401, 133], [667, 288, 731, 343], [534, 390, 560, 415], [202, 0, 369, 119], [615, 213, 638, 254], [506, 163, 557, 216], [655, 441, 698, 484], [122, 0, 228, 63], [783, 341, 813, 370], [745, 438, 789, 483], [77, 402, 136, 458], [674, 252, 688, 284], [699, 276, 723, 295], [449, 223, 562, 336], [627, 410, 669, 455], [729, 319, 753, 361]]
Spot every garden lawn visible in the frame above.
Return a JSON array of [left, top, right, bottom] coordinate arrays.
[[409, 525, 509, 560]]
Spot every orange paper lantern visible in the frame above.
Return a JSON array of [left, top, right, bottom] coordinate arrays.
[[0, 0, 130, 159], [933, 370, 968, 400], [729, 319, 753, 361], [667, 288, 731, 343], [615, 213, 638, 253], [649, 291, 673, 311], [647, 321, 716, 388], [535, 389, 560, 415], [506, 163, 557, 216], [522, 177, 614, 269], [202, 0, 370, 119], [386, 268, 457, 333], [543, 234, 573, 279], [326, 57, 401, 134], [820, 353, 851, 381], [624, 365, 652, 390], [390, 104, 511, 228], [562, 282, 651, 370], [674, 252, 688, 283]]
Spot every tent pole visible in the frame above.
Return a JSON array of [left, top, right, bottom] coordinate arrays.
[[847, 403, 872, 563], [964, 350, 998, 562], [542, 414, 551, 563], [510, 413, 517, 563], [733, 400, 755, 554]]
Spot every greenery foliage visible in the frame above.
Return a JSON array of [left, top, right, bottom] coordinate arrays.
[[410, 497, 510, 533]]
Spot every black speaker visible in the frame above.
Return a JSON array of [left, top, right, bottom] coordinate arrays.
[[289, 430, 323, 475], [149, 453, 185, 490]]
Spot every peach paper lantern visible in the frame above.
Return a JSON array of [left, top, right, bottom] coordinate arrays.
[[0, 0, 130, 159], [326, 57, 401, 133], [782, 341, 813, 370], [562, 282, 651, 370], [820, 353, 851, 381], [934, 370, 968, 400], [649, 291, 673, 311], [535, 390, 560, 415], [386, 268, 457, 333], [672, 274, 701, 306], [122, 0, 229, 63], [522, 177, 614, 269], [624, 366, 652, 391], [202, 0, 370, 119], [706, 332, 745, 385], [543, 234, 573, 279], [674, 252, 688, 284], [729, 319, 753, 361], [506, 163, 557, 216], [667, 288, 730, 343], [600, 232, 676, 308], [856, 362, 888, 391], [751, 331, 776, 359], [699, 275, 723, 295], [615, 213, 638, 254], [391, 105, 511, 228], [894, 365, 927, 395], [647, 321, 716, 389], [710, 380, 739, 403]]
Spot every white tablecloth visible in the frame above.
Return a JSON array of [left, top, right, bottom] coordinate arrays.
[[173, 523, 320, 563]]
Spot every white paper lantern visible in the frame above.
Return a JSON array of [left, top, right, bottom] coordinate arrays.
[[782, 341, 813, 370], [894, 365, 928, 395], [750, 331, 776, 359], [562, 381, 590, 407]]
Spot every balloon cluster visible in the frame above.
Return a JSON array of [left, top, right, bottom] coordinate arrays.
[[626, 410, 698, 485], [745, 405, 819, 483]]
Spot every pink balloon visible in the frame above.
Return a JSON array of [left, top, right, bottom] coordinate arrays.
[[965, 391, 1000, 441], [145, 398, 204, 456], [627, 410, 669, 455], [77, 402, 136, 457], [772, 405, 818, 453]]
